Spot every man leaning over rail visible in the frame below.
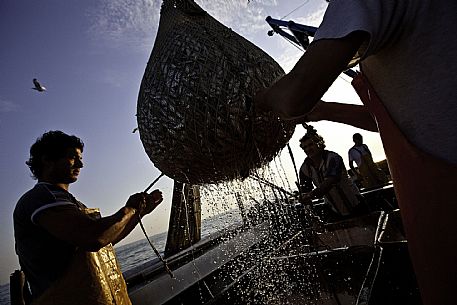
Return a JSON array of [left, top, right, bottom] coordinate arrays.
[[298, 127, 367, 221]]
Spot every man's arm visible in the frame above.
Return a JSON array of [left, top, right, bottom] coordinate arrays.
[[36, 190, 163, 251], [348, 149, 358, 173], [309, 176, 339, 199], [299, 168, 314, 194], [309, 152, 344, 199], [363, 144, 373, 157], [255, 31, 373, 129], [296, 101, 378, 132], [298, 166, 316, 204], [349, 160, 357, 173]]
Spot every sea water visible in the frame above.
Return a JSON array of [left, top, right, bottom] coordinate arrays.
[[0, 210, 242, 305]]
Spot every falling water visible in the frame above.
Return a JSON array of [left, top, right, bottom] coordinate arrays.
[[177, 153, 329, 305]]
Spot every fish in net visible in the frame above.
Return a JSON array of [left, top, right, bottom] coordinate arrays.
[[137, 0, 295, 184]]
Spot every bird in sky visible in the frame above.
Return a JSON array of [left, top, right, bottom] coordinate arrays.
[[32, 78, 46, 92]]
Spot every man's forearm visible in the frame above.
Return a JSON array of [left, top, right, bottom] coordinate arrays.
[[110, 207, 141, 245], [255, 32, 368, 121], [93, 207, 140, 249], [310, 102, 378, 132], [312, 177, 338, 198]]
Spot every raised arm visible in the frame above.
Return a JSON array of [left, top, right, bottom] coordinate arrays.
[[36, 190, 163, 251], [255, 31, 371, 127]]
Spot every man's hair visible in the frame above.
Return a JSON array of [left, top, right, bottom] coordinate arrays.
[[26, 130, 84, 180], [353, 133, 363, 142], [299, 125, 326, 149]]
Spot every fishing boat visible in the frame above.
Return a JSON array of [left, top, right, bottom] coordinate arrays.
[[6, 7, 424, 305], [125, 182, 422, 305], [125, 11, 421, 303]]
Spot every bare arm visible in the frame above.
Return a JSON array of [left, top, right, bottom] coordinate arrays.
[[349, 159, 357, 172], [311, 176, 339, 198], [349, 160, 361, 179], [37, 190, 163, 251], [297, 101, 378, 132], [301, 176, 339, 202], [255, 31, 370, 123]]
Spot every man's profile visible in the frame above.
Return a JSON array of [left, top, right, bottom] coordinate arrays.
[[13, 130, 163, 304]]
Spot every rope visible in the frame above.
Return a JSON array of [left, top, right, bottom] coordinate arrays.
[[144, 173, 165, 193], [281, 0, 310, 20], [287, 143, 301, 190], [138, 173, 174, 278]]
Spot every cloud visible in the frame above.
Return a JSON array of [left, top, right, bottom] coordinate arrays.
[[87, 0, 162, 52], [293, 2, 327, 27], [87, 0, 327, 64], [0, 98, 19, 113], [87, 0, 283, 50], [196, 0, 279, 38]]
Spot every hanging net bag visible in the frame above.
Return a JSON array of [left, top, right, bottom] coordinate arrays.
[[137, 0, 295, 184]]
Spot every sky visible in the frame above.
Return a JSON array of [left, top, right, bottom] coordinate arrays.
[[0, 0, 386, 285]]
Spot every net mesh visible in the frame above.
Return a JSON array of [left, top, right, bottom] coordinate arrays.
[[137, 0, 295, 184]]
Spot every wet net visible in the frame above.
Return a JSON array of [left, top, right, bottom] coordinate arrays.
[[137, 0, 295, 184]]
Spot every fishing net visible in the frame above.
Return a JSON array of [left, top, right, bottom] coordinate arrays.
[[137, 0, 295, 184]]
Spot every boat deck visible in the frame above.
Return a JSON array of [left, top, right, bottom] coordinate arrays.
[[126, 185, 422, 305]]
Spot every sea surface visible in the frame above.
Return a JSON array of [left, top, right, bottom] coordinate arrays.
[[0, 210, 242, 305]]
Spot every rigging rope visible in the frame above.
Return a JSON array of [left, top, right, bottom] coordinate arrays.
[[281, 0, 310, 20], [139, 173, 174, 278]]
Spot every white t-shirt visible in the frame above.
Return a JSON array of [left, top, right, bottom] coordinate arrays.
[[314, 0, 457, 165], [348, 145, 370, 167]]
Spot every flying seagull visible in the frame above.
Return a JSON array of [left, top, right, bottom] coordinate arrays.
[[32, 78, 46, 92]]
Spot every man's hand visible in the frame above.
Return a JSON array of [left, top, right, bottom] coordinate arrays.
[[299, 192, 314, 205], [286, 100, 327, 125], [126, 190, 163, 217], [143, 190, 163, 215]]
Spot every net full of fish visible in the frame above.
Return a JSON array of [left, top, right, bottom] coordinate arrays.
[[137, 0, 295, 184]]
